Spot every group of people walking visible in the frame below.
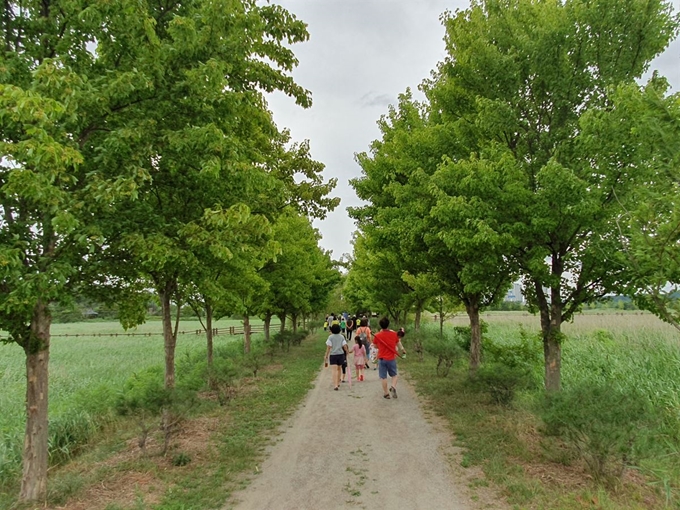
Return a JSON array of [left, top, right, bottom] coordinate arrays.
[[324, 315, 407, 400]]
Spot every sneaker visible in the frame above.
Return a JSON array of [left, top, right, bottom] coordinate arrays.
[[390, 386, 398, 399]]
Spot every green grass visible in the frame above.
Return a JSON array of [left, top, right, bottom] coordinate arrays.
[[1, 321, 321, 509], [0, 318, 276, 503], [405, 314, 680, 510]]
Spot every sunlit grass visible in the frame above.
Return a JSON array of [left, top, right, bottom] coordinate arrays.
[[0, 318, 275, 494], [406, 312, 680, 509]]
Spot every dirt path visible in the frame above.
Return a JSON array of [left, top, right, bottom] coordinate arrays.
[[226, 360, 507, 510]]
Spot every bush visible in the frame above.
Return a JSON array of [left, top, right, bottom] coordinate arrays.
[[540, 383, 655, 482], [408, 331, 425, 361], [470, 363, 535, 406], [115, 366, 170, 418], [483, 329, 542, 371], [172, 452, 191, 466], [424, 331, 465, 377], [453, 322, 488, 352], [273, 330, 295, 351], [293, 329, 309, 346], [208, 357, 240, 405], [115, 367, 196, 454]]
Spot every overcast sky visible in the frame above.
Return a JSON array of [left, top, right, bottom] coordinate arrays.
[[267, 0, 680, 261]]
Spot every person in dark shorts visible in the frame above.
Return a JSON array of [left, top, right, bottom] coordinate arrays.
[[324, 324, 348, 390]]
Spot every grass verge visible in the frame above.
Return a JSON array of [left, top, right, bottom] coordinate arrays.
[[4, 333, 326, 510], [403, 325, 677, 510]]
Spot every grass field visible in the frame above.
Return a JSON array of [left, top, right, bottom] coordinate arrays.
[[3, 312, 679, 509], [0, 318, 278, 493], [407, 311, 680, 509]]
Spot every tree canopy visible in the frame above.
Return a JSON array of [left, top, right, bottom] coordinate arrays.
[[349, 0, 679, 389]]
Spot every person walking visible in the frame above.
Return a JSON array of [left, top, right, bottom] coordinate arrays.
[[351, 336, 366, 382], [372, 317, 407, 399], [346, 316, 355, 341], [324, 324, 348, 391], [355, 318, 373, 370]]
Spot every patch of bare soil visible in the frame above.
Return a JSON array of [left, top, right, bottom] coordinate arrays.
[[49, 415, 222, 510]]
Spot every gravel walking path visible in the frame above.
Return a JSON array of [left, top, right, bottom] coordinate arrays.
[[227, 358, 506, 510]]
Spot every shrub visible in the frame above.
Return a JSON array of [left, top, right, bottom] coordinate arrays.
[[470, 363, 535, 406], [540, 382, 655, 482], [208, 357, 240, 405], [424, 331, 465, 377], [115, 366, 170, 419], [172, 452, 191, 466], [292, 329, 309, 346], [483, 329, 542, 371], [115, 367, 197, 454], [408, 331, 425, 362], [273, 330, 296, 351]]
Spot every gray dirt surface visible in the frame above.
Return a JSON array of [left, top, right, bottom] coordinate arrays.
[[226, 355, 508, 510]]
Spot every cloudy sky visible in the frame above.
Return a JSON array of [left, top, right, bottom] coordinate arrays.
[[267, 0, 680, 261]]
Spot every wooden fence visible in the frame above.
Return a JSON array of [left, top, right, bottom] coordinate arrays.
[[0, 323, 271, 341]]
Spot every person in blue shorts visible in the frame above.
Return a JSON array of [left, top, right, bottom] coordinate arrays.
[[371, 317, 406, 399]]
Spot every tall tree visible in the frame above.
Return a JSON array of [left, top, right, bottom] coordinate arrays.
[[0, 0, 336, 500], [0, 0, 161, 498], [92, 0, 338, 390], [351, 91, 513, 371], [428, 0, 678, 389], [259, 209, 339, 338], [588, 79, 680, 329]]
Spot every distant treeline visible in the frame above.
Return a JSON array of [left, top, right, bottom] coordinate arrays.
[[486, 296, 640, 313]]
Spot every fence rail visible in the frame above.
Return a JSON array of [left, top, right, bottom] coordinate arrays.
[[0, 323, 273, 341]]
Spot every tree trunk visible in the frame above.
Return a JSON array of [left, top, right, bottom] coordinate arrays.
[[264, 312, 272, 342], [544, 287, 563, 392], [439, 297, 444, 338], [20, 300, 51, 502], [159, 280, 176, 389], [466, 299, 482, 374], [292, 313, 298, 333], [206, 302, 213, 368], [279, 314, 286, 332], [414, 306, 422, 331], [534, 265, 563, 392], [244, 315, 251, 354]]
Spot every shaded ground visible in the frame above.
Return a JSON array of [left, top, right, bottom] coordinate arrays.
[[226, 362, 508, 510]]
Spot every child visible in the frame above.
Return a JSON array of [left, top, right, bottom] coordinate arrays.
[[324, 324, 348, 390], [355, 318, 373, 370], [351, 336, 366, 381], [397, 327, 406, 357]]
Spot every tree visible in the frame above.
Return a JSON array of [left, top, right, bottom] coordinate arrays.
[[351, 91, 514, 372], [401, 271, 440, 331], [0, 0, 336, 500], [428, 0, 678, 389], [588, 79, 680, 329], [0, 0, 161, 497], [91, 0, 339, 390], [344, 233, 412, 324], [259, 209, 340, 339]]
